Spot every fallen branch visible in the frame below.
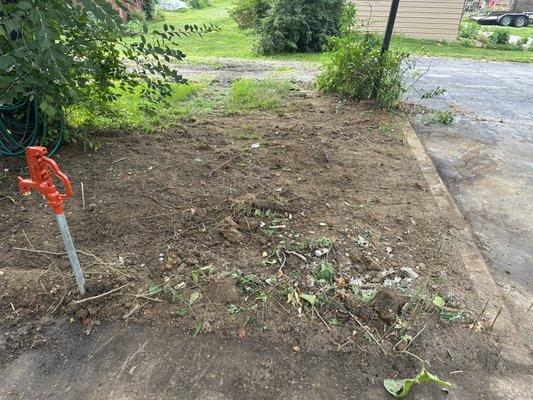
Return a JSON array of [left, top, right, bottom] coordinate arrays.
[[72, 284, 129, 305], [208, 154, 241, 178], [284, 250, 307, 262], [13, 246, 64, 256]]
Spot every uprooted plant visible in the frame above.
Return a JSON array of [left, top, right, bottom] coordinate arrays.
[[384, 351, 452, 398]]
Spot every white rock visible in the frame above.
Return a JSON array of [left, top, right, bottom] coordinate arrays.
[[401, 267, 419, 280]]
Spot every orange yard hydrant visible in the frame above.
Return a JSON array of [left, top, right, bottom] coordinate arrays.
[[18, 146, 86, 294]]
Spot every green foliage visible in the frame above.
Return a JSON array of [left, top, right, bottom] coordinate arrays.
[[187, 0, 212, 9], [420, 86, 447, 99], [432, 295, 463, 322], [459, 19, 480, 40], [0, 0, 215, 124], [68, 82, 201, 133], [255, 0, 346, 54], [225, 78, 292, 113], [485, 30, 523, 51], [317, 33, 411, 109], [142, 0, 157, 20], [300, 293, 317, 306], [421, 110, 455, 125], [230, 0, 271, 30], [314, 260, 335, 283], [490, 29, 510, 45], [384, 366, 451, 397]]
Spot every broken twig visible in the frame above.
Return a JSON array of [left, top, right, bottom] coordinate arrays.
[[72, 284, 129, 304]]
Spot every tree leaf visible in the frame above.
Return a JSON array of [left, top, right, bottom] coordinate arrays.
[[417, 369, 452, 388], [189, 291, 201, 306], [384, 368, 451, 397], [432, 295, 446, 308], [384, 378, 415, 397], [300, 293, 316, 306], [193, 321, 204, 337], [17, 1, 32, 11]]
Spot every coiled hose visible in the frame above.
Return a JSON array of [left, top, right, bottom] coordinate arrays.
[[0, 96, 63, 157]]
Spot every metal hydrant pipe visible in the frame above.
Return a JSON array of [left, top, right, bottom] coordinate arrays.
[[55, 213, 86, 294], [18, 146, 86, 294]]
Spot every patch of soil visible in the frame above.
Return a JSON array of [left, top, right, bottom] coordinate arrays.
[[0, 90, 508, 395]]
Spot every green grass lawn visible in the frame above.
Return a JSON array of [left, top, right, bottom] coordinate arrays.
[[149, 0, 532, 63], [69, 83, 202, 132], [477, 24, 533, 39], [394, 36, 533, 62]]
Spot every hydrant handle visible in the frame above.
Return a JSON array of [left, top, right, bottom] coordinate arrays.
[[17, 146, 73, 214]]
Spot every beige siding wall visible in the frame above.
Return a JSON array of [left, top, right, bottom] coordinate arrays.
[[353, 0, 466, 41]]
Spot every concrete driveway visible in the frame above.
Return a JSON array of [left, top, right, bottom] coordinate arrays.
[[408, 57, 532, 294]]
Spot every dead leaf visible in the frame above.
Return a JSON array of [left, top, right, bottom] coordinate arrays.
[[338, 276, 347, 289]]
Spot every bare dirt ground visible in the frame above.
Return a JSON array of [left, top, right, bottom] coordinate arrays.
[[0, 62, 531, 398]]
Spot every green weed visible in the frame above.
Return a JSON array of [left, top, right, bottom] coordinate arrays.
[[422, 110, 454, 125], [225, 78, 292, 114], [69, 82, 202, 132]]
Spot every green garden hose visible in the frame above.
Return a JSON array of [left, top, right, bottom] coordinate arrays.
[[0, 96, 63, 157]]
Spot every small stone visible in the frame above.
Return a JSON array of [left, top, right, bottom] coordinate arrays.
[[400, 267, 419, 280], [0, 270, 5, 277], [185, 257, 199, 266]]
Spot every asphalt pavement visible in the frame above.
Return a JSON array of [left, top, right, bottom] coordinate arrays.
[[409, 57, 532, 293]]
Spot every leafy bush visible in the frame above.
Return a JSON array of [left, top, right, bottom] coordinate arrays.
[[0, 0, 215, 121], [490, 29, 510, 45], [257, 0, 346, 54], [187, 0, 212, 9], [317, 33, 411, 109], [231, 0, 347, 54], [486, 30, 523, 50], [230, 0, 271, 30], [459, 18, 479, 40]]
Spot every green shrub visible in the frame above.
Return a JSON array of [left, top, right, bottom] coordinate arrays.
[[230, 0, 272, 30], [490, 29, 510, 45], [458, 38, 476, 48], [187, 0, 212, 9], [0, 0, 215, 120], [459, 18, 479, 39], [317, 33, 410, 109], [486, 30, 524, 50], [232, 0, 346, 54]]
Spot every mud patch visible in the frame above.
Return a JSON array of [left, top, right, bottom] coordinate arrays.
[[0, 90, 504, 392]]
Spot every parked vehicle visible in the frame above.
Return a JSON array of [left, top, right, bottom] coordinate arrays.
[[471, 11, 532, 27]]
